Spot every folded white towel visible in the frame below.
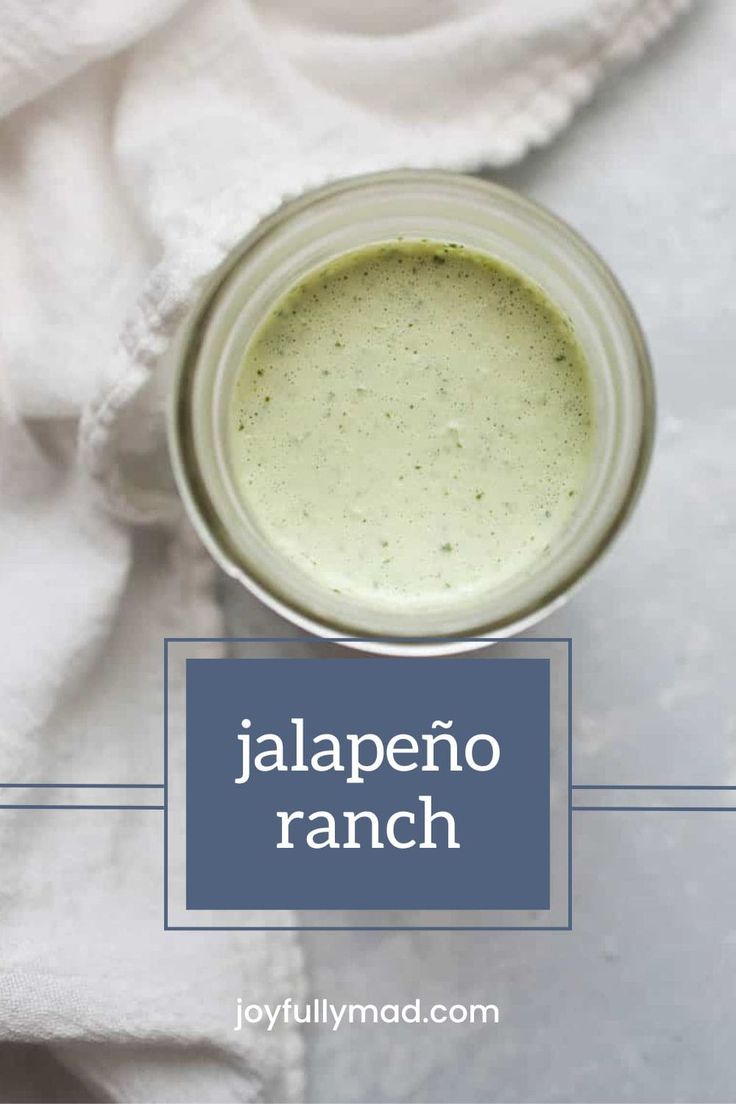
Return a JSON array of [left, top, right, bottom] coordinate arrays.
[[0, 0, 688, 1099]]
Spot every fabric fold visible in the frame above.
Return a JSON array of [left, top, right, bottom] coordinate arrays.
[[0, 0, 689, 1099]]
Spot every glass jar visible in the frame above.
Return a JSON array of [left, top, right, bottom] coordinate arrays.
[[168, 171, 654, 654]]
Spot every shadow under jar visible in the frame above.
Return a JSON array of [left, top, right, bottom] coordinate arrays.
[[168, 171, 654, 656]]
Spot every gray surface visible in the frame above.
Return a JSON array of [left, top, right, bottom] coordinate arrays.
[[3, 3, 733, 1103], [223, 3, 736, 1101], [0, 1046, 96, 1103]]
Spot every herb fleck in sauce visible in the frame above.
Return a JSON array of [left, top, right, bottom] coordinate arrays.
[[228, 241, 594, 610]]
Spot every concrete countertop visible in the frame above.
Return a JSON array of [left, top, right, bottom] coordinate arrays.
[[0, 5, 730, 1104], [222, 3, 736, 1100]]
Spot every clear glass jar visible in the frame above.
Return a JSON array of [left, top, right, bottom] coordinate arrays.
[[168, 171, 654, 654]]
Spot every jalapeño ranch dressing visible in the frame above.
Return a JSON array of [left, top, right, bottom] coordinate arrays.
[[227, 240, 595, 611]]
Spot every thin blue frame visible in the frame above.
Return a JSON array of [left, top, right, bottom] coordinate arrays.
[[163, 636, 573, 933]]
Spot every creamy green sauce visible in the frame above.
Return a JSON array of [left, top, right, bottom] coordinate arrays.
[[228, 241, 594, 609]]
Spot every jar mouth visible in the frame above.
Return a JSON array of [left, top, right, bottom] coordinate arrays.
[[168, 170, 655, 653]]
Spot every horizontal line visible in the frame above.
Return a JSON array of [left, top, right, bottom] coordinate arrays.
[[165, 636, 570, 644], [572, 806, 736, 812], [0, 804, 165, 811], [165, 925, 572, 932], [573, 785, 736, 791], [0, 783, 164, 789]]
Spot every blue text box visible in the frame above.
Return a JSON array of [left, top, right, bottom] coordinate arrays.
[[186, 657, 550, 910]]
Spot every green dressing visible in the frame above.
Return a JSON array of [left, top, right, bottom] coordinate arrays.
[[228, 241, 594, 610]]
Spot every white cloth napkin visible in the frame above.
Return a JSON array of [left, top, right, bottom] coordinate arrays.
[[0, 0, 688, 1100]]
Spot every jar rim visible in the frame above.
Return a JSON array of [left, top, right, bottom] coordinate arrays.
[[168, 169, 655, 655]]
